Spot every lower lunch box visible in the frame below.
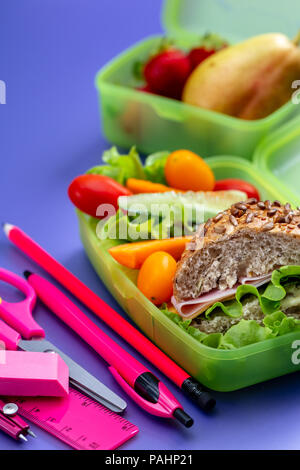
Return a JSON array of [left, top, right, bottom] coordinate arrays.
[[76, 156, 300, 392]]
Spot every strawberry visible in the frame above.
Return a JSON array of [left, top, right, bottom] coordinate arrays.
[[188, 47, 216, 71], [188, 33, 228, 71], [143, 48, 191, 100], [136, 84, 155, 94]]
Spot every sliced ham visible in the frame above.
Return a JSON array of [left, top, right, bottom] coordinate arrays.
[[171, 273, 272, 319]]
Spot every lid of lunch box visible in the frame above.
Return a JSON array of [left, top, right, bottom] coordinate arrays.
[[253, 113, 300, 207], [162, 0, 300, 43]]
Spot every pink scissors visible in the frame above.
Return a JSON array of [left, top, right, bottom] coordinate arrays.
[[0, 268, 126, 413], [0, 268, 44, 347]]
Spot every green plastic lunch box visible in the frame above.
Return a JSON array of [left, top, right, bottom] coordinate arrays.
[[95, 0, 300, 160], [77, 155, 300, 392]]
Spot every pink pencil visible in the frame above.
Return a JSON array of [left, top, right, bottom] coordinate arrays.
[[3, 223, 215, 412]]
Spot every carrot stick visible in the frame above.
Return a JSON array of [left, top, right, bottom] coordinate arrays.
[[126, 178, 183, 194], [108, 236, 192, 269]]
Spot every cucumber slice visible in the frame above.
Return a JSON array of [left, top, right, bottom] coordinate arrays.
[[118, 190, 247, 222], [101, 190, 247, 242]]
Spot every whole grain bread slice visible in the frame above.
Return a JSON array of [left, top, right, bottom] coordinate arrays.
[[173, 199, 300, 301]]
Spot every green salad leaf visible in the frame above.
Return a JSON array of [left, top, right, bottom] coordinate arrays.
[[204, 299, 242, 319], [204, 284, 274, 319], [202, 333, 224, 349], [206, 267, 300, 320], [87, 146, 145, 185], [222, 320, 272, 349], [144, 151, 169, 184], [160, 305, 274, 350], [263, 311, 300, 337], [263, 265, 300, 303], [160, 266, 300, 350]]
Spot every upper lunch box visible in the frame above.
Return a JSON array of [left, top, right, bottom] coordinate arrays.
[[95, 0, 300, 160]]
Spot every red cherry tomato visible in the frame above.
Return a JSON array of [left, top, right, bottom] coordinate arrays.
[[68, 174, 132, 218], [214, 179, 260, 200]]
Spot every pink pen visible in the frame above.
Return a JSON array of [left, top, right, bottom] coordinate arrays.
[[25, 271, 193, 427]]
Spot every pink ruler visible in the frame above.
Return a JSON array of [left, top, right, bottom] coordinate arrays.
[[10, 388, 139, 450]]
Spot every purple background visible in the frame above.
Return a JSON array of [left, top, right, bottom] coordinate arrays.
[[0, 0, 300, 451]]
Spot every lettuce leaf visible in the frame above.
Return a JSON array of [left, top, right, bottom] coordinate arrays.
[[144, 151, 169, 184], [87, 146, 145, 185], [161, 304, 300, 350], [206, 266, 300, 321], [205, 284, 267, 319], [202, 333, 223, 349], [263, 311, 300, 337], [160, 304, 230, 349], [222, 320, 272, 349], [160, 267, 300, 350], [263, 265, 300, 303], [160, 303, 273, 350]]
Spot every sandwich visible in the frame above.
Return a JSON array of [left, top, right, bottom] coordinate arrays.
[[170, 198, 300, 347]]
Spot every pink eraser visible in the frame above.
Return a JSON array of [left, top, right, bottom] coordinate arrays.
[[0, 350, 69, 397]]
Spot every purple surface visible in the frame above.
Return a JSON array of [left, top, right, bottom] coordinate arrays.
[[1, 0, 300, 451]]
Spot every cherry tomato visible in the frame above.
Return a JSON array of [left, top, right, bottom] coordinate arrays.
[[214, 179, 260, 200], [68, 174, 132, 218], [137, 251, 177, 305], [165, 149, 215, 191]]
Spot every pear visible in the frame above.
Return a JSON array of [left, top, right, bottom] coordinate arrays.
[[182, 33, 300, 120]]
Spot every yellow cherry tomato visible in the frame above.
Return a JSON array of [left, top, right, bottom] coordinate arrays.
[[165, 149, 215, 191], [137, 251, 177, 305]]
